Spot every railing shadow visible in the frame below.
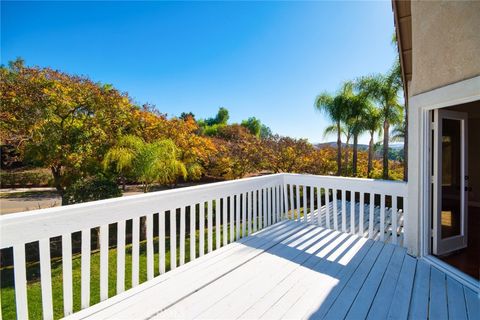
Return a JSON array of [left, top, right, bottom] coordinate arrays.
[[238, 220, 375, 319]]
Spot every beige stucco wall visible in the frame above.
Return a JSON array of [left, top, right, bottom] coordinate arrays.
[[410, 1, 480, 96]]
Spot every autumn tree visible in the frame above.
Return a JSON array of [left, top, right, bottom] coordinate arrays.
[[207, 125, 264, 179], [1, 59, 135, 198], [263, 135, 314, 173]]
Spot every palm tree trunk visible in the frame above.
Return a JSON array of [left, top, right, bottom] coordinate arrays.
[[352, 134, 359, 176], [344, 136, 350, 176], [336, 122, 342, 176], [382, 120, 389, 179], [367, 133, 374, 177]]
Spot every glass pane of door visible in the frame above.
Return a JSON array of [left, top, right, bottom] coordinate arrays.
[[441, 118, 462, 239]]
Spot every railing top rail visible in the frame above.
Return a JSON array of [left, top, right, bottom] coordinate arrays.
[[283, 173, 408, 196], [0, 173, 284, 248]]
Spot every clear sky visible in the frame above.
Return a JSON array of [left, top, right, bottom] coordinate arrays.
[[1, 1, 397, 144]]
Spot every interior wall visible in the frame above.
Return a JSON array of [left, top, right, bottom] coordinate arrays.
[[445, 101, 480, 205], [467, 117, 480, 205]]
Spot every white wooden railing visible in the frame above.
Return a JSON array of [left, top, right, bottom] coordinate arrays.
[[0, 173, 407, 319], [282, 174, 408, 245]]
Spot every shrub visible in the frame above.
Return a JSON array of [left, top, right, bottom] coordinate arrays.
[[63, 175, 121, 205], [0, 168, 52, 188]]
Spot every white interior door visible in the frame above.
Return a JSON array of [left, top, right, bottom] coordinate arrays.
[[433, 109, 468, 255]]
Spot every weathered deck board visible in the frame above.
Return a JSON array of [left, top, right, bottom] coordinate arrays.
[[66, 220, 478, 320], [344, 243, 396, 320]]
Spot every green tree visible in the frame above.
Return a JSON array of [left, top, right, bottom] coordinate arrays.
[[198, 107, 230, 136], [260, 124, 273, 139], [314, 82, 351, 176], [103, 135, 187, 192], [179, 112, 195, 121], [357, 63, 403, 179], [241, 117, 262, 137]]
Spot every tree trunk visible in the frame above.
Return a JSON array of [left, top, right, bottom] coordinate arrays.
[[344, 136, 350, 176], [336, 122, 342, 176], [382, 120, 389, 179], [121, 176, 126, 191], [352, 134, 359, 176], [51, 165, 66, 204], [367, 134, 374, 178]]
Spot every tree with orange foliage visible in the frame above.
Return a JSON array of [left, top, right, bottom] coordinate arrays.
[[1, 59, 136, 197]]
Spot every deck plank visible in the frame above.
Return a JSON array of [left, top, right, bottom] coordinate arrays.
[[253, 234, 367, 319], [408, 259, 430, 320], [155, 225, 329, 319], [386, 254, 417, 320], [240, 232, 355, 319], [446, 276, 468, 320], [301, 240, 377, 319], [193, 228, 339, 319], [366, 245, 407, 320], [429, 267, 448, 320], [345, 243, 395, 320], [323, 241, 384, 320], [464, 286, 480, 320]]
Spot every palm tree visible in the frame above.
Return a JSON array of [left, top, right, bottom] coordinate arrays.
[[345, 86, 373, 176], [102, 135, 141, 190], [342, 122, 353, 175], [323, 123, 349, 174], [357, 63, 403, 179], [315, 83, 351, 176], [362, 106, 382, 177], [103, 135, 187, 192], [391, 122, 405, 143]]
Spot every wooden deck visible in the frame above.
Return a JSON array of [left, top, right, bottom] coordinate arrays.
[[68, 220, 479, 320]]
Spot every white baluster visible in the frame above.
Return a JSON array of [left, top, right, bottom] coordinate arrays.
[[62, 234, 73, 316], [39, 238, 53, 319], [117, 220, 125, 293]]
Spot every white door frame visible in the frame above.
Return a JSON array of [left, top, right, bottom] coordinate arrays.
[[408, 76, 480, 292]]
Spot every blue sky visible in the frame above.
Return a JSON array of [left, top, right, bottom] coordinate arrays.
[[1, 1, 397, 144]]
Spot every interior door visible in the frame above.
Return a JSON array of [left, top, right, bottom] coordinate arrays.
[[433, 109, 468, 255]]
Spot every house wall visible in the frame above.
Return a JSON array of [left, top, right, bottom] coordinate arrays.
[[410, 1, 480, 96]]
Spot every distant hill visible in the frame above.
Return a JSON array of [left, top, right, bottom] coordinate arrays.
[[314, 142, 369, 151], [315, 142, 404, 161]]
